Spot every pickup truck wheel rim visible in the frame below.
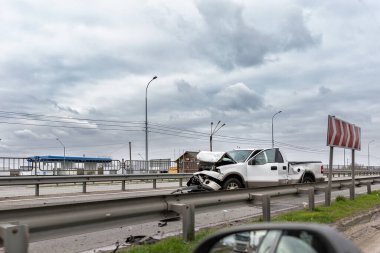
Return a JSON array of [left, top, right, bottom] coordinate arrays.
[[227, 182, 239, 189]]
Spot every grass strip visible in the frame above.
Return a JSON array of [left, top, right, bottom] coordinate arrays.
[[121, 191, 380, 253], [273, 191, 380, 223]]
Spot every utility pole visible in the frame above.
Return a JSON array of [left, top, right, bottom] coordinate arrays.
[[344, 149, 346, 168], [56, 138, 66, 174], [210, 121, 226, 151], [272, 111, 282, 148], [145, 76, 158, 163], [129, 141, 132, 174], [368, 140, 375, 167]]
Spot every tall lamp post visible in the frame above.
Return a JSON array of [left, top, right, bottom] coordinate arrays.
[[145, 76, 158, 163], [56, 138, 66, 172], [210, 121, 226, 151], [272, 111, 282, 148], [368, 140, 375, 167]]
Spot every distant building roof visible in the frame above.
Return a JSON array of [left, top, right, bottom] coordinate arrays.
[[175, 151, 199, 162], [27, 156, 112, 163]]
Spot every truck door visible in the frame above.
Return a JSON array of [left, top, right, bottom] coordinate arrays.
[[275, 148, 288, 184], [246, 148, 286, 187]]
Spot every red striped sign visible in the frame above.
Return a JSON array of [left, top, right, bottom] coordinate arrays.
[[327, 115, 361, 150]]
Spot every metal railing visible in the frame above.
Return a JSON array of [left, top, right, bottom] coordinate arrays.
[[0, 157, 200, 176], [1, 156, 380, 177], [0, 157, 122, 176], [0, 173, 193, 196], [0, 176, 379, 252], [0, 167, 379, 197]]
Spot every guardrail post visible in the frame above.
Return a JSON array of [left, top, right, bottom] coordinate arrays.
[[83, 182, 87, 193], [316, 187, 329, 206], [153, 179, 157, 189], [0, 223, 29, 253], [363, 182, 372, 194], [308, 189, 315, 210], [349, 184, 355, 200], [179, 178, 183, 187], [35, 184, 40, 196], [168, 203, 195, 242], [250, 194, 271, 222], [122, 180, 126, 191], [299, 188, 315, 211], [262, 195, 270, 221]]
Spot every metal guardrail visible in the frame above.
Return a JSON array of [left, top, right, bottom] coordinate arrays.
[[324, 169, 380, 177], [0, 170, 380, 196], [1, 156, 380, 176], [0, 176, 380, 252], [0, 157, 199, 175], [0, 174, 193, 196]]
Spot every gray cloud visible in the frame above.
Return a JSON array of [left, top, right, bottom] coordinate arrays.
[[190, 0, 320, 70], [214, 83, 263, 112], [46, 99, 80, 114], [318, 86, 332, 95]]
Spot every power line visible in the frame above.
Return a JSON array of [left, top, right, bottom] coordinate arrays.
[[0, 110, 360, 156]]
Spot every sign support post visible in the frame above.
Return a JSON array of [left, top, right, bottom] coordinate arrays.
[[327, 146, 333, 206], [350, 149, 355, 200]]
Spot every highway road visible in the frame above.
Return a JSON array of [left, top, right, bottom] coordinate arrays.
[[0, 176, 378, 252]]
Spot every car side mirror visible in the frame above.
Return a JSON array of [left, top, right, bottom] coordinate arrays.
[[192, 223, 361, 253], [249, 159, 256, 165]]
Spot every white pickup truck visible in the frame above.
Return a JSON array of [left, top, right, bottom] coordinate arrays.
[[185, 148, 324, 191]]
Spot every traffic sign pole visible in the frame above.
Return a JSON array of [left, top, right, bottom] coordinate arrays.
[[350, 149, 355, 200], [327, 146, 333, 206]]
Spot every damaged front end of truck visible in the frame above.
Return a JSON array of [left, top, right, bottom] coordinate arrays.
[[172, 151, 236, 194]]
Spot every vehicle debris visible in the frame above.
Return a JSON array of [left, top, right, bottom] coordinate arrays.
[[125, 235, 159, 245]]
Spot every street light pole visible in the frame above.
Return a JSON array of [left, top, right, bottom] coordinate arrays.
[[210, 121, 226, 151], [272, 111, 282, 148], [56, 138, 66, 172], [145, 76, 157, 164], [368, 140, 375, 167]]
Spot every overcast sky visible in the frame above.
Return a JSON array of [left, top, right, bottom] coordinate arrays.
[[0, 0, 379, 165]]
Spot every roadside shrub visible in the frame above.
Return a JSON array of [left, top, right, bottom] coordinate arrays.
[[336, 195, 347, 202]]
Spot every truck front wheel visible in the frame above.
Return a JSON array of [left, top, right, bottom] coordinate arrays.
[[223, 178, 242, 190]]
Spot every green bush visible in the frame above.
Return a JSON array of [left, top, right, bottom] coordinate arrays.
[[336, 195, 347, 202]]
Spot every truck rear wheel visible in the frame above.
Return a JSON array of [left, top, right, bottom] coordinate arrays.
[[302, 175, 314, 183], [223, 178, 242, 190]]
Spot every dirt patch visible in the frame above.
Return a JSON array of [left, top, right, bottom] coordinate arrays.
[[334, 206, 380, 253]]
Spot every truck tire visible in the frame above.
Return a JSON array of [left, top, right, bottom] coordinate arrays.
[[223, 178, 242, 190], [302, 175, 314, 183]]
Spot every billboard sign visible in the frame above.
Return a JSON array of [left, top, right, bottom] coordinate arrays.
[[327, 115, 361, 150]]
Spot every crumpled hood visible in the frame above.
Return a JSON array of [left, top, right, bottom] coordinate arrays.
[[197, 151, 226, 163], [197, 151, 236, 163]]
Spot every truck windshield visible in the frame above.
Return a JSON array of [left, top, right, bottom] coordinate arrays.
[[227, 150, 253, 163]]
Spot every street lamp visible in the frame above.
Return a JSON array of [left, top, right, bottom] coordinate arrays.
[[56, 138, 66, 171], [368, 140, 375, 167], [210, 121, 226, 151], [145, 76, 158, 163], [272, 111, 282, 148]]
